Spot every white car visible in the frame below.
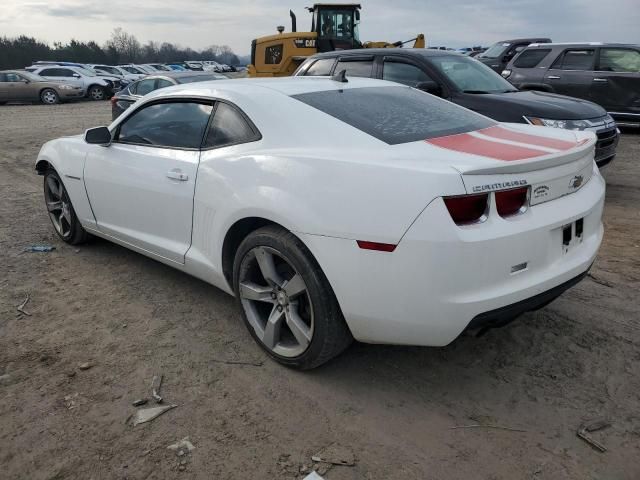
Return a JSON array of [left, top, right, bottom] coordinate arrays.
[[88, 64, 144, 82], [35, 77, 605, 369], [26, 65, 119, 100], [118, 64, 151, 76]]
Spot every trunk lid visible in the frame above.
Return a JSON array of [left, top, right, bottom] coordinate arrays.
[[425, 124, 597, 205]]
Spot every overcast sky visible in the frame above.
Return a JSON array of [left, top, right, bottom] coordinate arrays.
[[2, 0, 639, 55]]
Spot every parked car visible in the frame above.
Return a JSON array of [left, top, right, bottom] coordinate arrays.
[[118, 65, 151, 76], [110, 71, 227, 119], [184, 61, 205, 71], [0, 70, 84, 105], [294, 49, 619, 168], [503, 42, 640, 127], [36, 77, 605, 369], [88, 64, 144, 82], [167, 64, 187, 71], [143, 63, 172, 72], [26, 65, 120, 100], [476, 38, 552, 73]]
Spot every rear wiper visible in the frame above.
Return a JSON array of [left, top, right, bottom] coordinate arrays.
[[462, 90, 491, 94]]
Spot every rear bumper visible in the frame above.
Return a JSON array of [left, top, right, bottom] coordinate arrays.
[[466, 266, 590, 331], [299, 165, 605, 347]]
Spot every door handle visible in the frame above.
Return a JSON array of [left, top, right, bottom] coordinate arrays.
[[166, 169, 188, 181], [547, 75, 561, 80], [593, 78, 608, 83]]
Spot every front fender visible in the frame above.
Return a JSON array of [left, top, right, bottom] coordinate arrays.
[[36, 137, 96, 228]]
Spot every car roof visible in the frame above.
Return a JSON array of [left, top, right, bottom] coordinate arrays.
[[308, 48, 463, 60], [491, 38, 551, 43], [143, 76, 401, 102], [527, 42, 639, 48], [139, 71, 223, 80]]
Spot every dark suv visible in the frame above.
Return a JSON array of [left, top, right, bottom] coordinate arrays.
[[504, 43, 640, 127], [476, 38, 551, 73], [294, 49, 619, 168]]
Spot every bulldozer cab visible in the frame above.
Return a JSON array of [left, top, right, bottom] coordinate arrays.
[[309, 4, 362, 52]]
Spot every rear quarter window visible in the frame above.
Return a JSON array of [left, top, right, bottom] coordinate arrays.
[[292, 86, 495, 145], [513, 49, 551, 68]]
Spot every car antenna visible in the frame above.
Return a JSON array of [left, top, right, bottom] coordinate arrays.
[[330, 69, 348, 83]]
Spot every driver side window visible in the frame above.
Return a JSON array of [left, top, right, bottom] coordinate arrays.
[[382, 61, 433, 87], [116, 101, 213, 149]]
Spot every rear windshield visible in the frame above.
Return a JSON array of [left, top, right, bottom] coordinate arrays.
[[292, 86, 495, 145], [513, 49, 551, 68]]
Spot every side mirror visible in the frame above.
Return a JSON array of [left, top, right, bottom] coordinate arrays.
[[416, 81, 442, 96], [85, 126, 111, 146], [72, 73, 81, 78], [21, 79, 30, 83]]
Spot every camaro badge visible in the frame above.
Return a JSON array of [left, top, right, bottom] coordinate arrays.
[[569, 175, 584, 189]]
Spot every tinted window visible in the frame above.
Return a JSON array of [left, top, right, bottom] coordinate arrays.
[[39, 68, 61, 76], [204, 102, 260, 148], [156, 79, 174, 89], [293, 86, 495, 145], [334, 59, 373, 77], [135, 79, 156, 96], [117, 102, 213, 149], [429, 55, 516, 93], [513, 49, 551, 68], [554, 49, 595, 71], [303, 58, 335, 76], [598, 48, 640, 72], [382, 61, 433, 86]]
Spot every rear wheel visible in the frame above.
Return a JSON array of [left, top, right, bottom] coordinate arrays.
[[40, 88, 59, 105], [88, 85, 105, 101], [43, 169, 89, 244], [233, 226, 352, 369]]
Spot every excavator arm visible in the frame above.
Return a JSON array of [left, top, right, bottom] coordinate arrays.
[[363, 34, 425, 49]]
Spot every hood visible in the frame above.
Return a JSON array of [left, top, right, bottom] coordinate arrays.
[[461, 90, 607, 122]]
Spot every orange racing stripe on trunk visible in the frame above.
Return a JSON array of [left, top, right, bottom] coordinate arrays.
[[426, 132, 549, 161], [479, 125, 577, 150]]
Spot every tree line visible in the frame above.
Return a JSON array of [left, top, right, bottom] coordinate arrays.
[[0, 28, 243, 70]]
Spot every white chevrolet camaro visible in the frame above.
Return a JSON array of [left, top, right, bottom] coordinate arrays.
[[36, 77, 605, 369]]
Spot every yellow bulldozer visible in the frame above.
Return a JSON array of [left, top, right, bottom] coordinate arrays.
[[248, 3, 425, 77]]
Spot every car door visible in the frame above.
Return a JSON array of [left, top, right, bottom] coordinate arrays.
[[543, 48, 596, 100], [83, 100, 214, 263], [2, 72, 31, 100], [592, 47, 640, 112]]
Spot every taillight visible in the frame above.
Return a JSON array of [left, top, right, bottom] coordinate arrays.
[[495, 186, 529, 217], [443, 194, 488, 225]]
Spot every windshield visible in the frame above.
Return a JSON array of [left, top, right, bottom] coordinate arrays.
[[76, 67, 96, 77], [479, 42, 510, 59], [430, 55, 517, 94], [20, 71, 47, 81], [318, 9, 357, 41]]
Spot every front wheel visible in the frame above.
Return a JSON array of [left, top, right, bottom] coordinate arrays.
[[43, 170, 89, 244], [40, 88, 59, 105], [88, 85, 105, 101], [233, 226, 352, 369]]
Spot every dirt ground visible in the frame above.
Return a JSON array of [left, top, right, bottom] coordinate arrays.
[[0, 101, 639, 480]]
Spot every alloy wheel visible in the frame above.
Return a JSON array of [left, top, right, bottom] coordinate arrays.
[[90, 87, 105, 100], [238, 246, 314, 358], [42, 90, 58, 104], [44, 175, 72, 238]]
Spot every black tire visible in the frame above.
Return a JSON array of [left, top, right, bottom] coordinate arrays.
[[88, 85, 105, 101], [233, 225, 352, 369], [40, 88, 59, 105], [43, 169, 89, 245]]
